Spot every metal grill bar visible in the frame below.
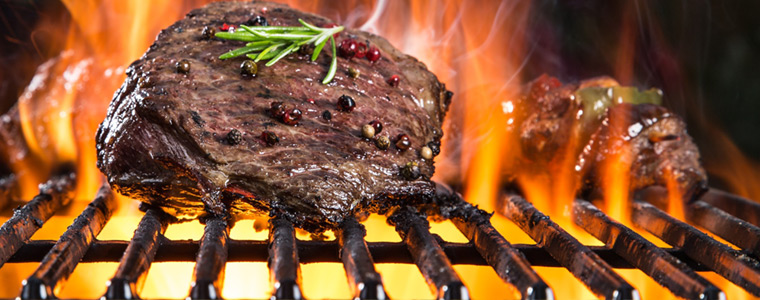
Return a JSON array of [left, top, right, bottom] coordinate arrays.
[[389, 207, 470, 300], [702, 189, 760, 227], [498, 193, 637, 300], [449, 202, 551, 300], [631, 199, 760, 296], [104, 207, 169, 300], [4, 185, 760, 298], [0, 171, 75, 268], [688, 201, 760, 258], [7, 238, 708, 269], [269, 217, 305, 300], [188, 216, 230, 300], [572, 199, 723, 300], [339, 217, 388, 300], [19, 184, 115, 300], [637, 186, 760, 258]]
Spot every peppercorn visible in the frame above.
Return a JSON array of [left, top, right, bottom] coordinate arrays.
[[348, 67, 360, 78], [282, 108, 302, 125], [374, 136, 390, 150], [337, 95, 356, 112], [201, 26, 216, 40], [240, 60, 258, 76], [366, 46, 381, 62], [361, 124, 375, 139], [137, 75, 154, 88], [322, 110, 332, 121], [298, 43, 315, 56], [400, 162, 421, 180], [338, 39, 358, 59], [368, 120, 383, 134], [427, 141, 441, 156], [395, 134, 411, 150], [176, 59, 191, 74], [420, 146, 433, 160], [269, 102, 286, 119], [226, 129, 242, 145], [355, 42, 368, 59], [387, 75, 400, 87], [261, 131, 279, 146], [245, 15, 268, 26]]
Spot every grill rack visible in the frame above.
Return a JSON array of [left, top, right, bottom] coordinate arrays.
[[1, 171, 760, 299]]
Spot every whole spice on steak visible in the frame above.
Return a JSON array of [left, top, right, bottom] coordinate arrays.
[[95, 2, 451, 232]]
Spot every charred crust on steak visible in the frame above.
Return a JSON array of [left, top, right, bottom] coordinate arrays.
[[96, 1, 451, 232]]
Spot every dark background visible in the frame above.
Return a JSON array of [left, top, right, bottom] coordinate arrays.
[[2, 0, 759, 161]]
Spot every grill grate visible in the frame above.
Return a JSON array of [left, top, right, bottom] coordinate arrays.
[[1, 173, 760, 299]]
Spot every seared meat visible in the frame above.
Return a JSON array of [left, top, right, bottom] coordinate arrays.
[[511, 75, 706, 201], [96, 2, 451, 231]]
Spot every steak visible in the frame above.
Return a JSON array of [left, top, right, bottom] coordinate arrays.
[[96, 1, 451, 231], [511, 75, 707, 201]]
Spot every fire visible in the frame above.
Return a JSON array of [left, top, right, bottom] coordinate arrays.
[[1, 0, 760, 299]]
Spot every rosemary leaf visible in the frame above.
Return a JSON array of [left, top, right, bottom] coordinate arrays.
[[246, 51, 278, 61], [245, 41, 272, 48], [322, 36, 338, 84], [220, 46, 258, 59], [215, 32, 257, 42], [311, 40, 327, 61], [266, 44, 299, 67], [255, 43, 285, 61], [218, 19, 345, 84], [298, 19, 322, 31]]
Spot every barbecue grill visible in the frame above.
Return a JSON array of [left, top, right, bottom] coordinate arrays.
[[2, 168, 760, 300]]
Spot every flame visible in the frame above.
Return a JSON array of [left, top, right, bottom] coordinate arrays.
[[1, 0, 760, 299]]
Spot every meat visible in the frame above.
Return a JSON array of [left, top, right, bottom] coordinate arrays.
[[95, 2, 451, 232], [511, 75, 707, 201]]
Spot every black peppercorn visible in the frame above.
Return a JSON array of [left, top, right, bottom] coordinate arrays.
[[282, 108, 302, 125], [269, 102, 286, 119], [201, 26, 216, 40], [226, 129, 242, 145], [395, 134, 411, 150], [176, 59, 191, 74], [400, 162, 421, 180], [375, 136, 390, 150], [322, 110, 332, 121], [427, 141, 441, 156], [240, 60, 258, 76], [138, 75, 154, 88], [245, 15, 268, 26], [298, 43, 315, 56], [261, 131, 279, 146], [368, 120, 383, 134], [337, 95, 356, 112]]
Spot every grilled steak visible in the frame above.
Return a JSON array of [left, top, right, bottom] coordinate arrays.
[[96, 2, 451, 231], [511, 75, 706, 201]]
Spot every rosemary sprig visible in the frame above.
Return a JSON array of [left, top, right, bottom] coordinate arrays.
[[216, 19, 344, 84]]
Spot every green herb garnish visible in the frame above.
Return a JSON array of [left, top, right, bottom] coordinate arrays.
[[216, 19, 344, 84], [575, 86, 663, 124]]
